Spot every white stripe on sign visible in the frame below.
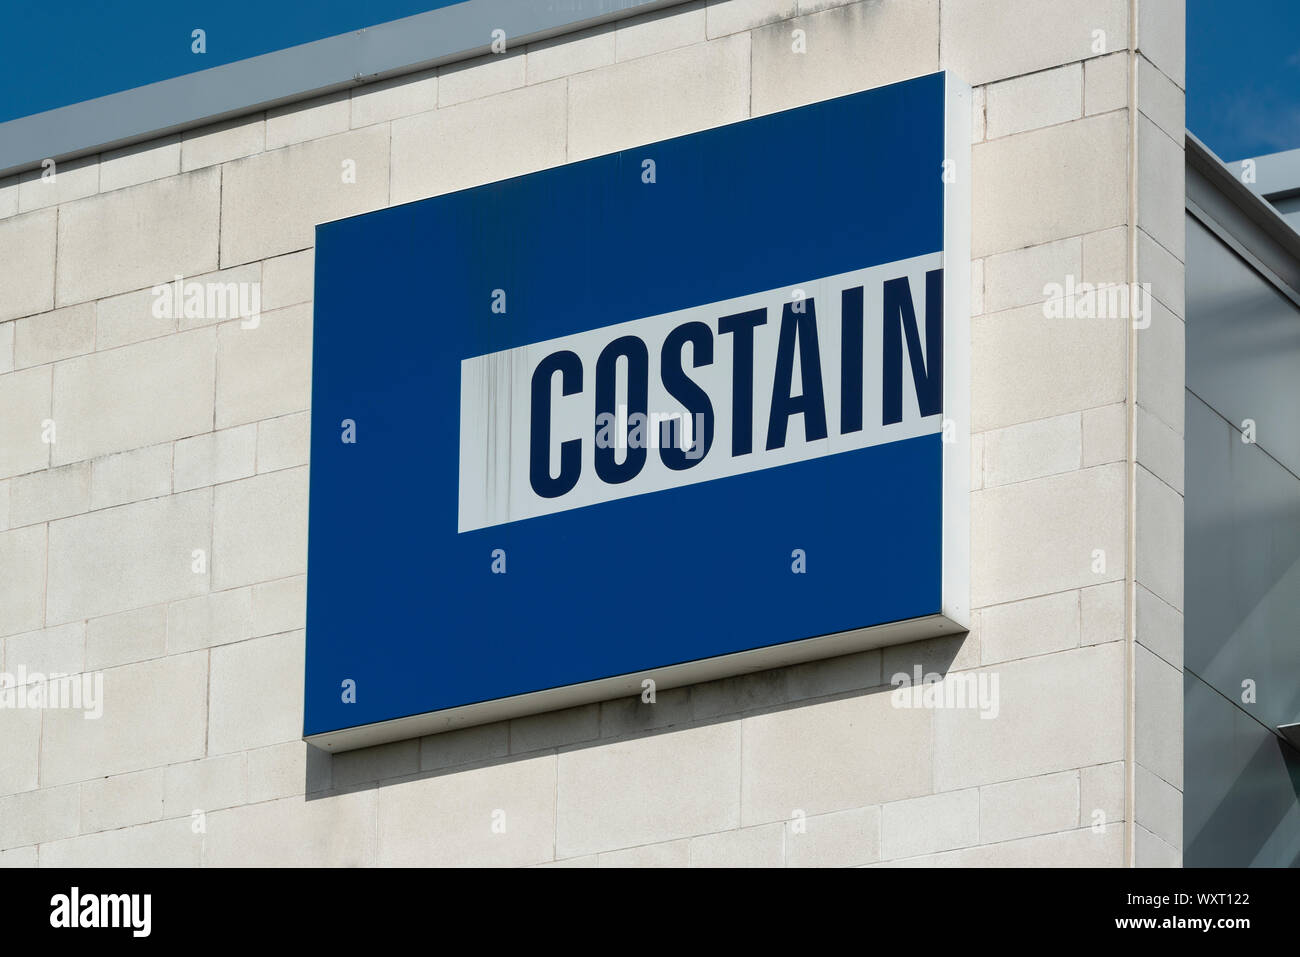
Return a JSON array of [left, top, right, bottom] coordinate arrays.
[[458, 252, 946, 532]]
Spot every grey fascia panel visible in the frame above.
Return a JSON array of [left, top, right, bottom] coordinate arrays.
[[0, 0, 687, 179], [1187, 131, 1300, 297], [1233, 145, 1300, 201]]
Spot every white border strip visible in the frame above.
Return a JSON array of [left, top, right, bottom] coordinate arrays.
[[941, 71, 972, 630]]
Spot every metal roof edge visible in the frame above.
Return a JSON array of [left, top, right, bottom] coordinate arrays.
[[0, 0, 687, 180], [1188, 130, 1300, 264]]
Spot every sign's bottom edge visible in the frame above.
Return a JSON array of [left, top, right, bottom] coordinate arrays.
[[304, 613, 967, 754]]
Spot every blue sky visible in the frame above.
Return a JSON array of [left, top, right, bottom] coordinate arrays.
[[1189, 0, 1300, 160]]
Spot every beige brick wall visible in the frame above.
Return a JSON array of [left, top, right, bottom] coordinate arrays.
[[0, 0, 1184, 866]]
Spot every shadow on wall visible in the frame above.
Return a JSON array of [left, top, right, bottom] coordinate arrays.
[[297, 630, 972, 801], [1184, 669, 1300, 867]]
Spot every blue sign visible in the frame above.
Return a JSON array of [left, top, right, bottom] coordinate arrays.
[[306, 72, 970, 750]]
